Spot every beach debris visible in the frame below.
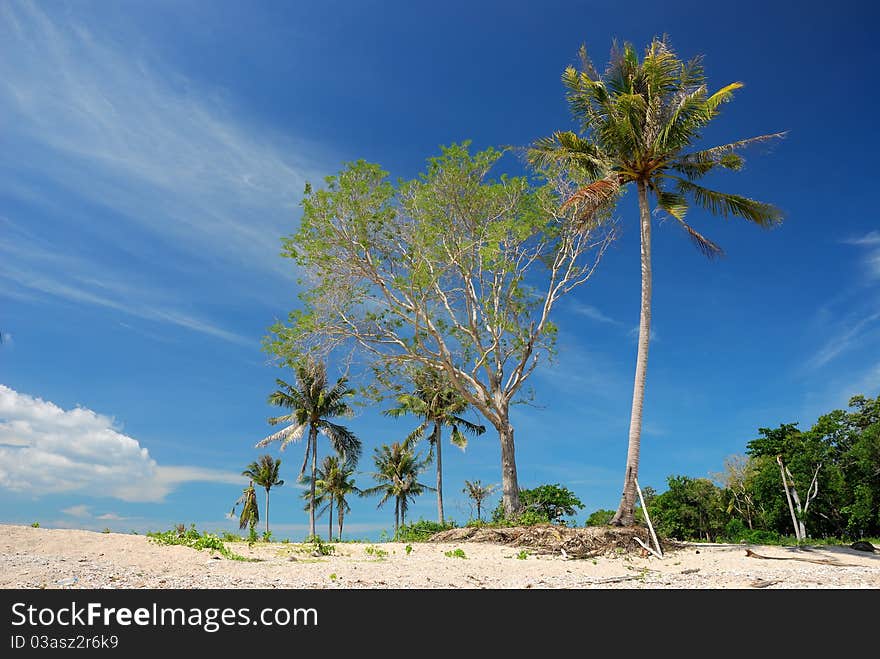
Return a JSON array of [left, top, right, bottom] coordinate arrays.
[[750, 578, 781, 589], [56, 577, 77, 587], [428, 525, 680, 559], [680, 568, 700, 574], [850, 541, 876, 553], [744, 548, 860, 567]]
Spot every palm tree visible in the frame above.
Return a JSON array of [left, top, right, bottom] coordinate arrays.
[[362, 442, 434, 537], [256, 359, 362, 539], [230, 480, 259, 533], [463, 480, 497, 521], [242, 455, 284, 536], [301, 454, 361, 540], [528, 37, 783, 526], [384, 367, 485, 524]]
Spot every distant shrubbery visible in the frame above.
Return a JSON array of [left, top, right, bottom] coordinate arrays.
[[396, 519, 456, 542]]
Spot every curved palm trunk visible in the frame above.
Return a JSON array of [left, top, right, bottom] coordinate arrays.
[[612, 180, 652, 527], [265, 488, 270, 536], [308, 427, 318, 539], [337, 502, 344, 540], [433, 421, 444, 524]]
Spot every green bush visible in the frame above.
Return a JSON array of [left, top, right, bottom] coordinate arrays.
[[491, 483, 584, 526], [147, 524, 255, 561], [396, 519, 456, 542], [585, 509, 616, 527]]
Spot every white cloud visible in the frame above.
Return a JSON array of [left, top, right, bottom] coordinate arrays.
[[0, 385, 244, 502], [61, 504, 91, 518], [842, 231, 880, 246], [95, 512, 125, 521]]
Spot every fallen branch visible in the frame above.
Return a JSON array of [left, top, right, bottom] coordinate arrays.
[[744, 549, 860, 567], [634, 536, 663, 559], [635, 478, 663, 558]]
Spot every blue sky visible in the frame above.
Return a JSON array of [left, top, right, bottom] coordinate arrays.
[[1, 0, 878, 540]]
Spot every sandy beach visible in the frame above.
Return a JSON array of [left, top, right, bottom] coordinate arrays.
[[1, 524, 877, 589]]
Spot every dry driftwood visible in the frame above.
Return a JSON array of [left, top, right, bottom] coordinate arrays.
[[744, 548, 862, 567]]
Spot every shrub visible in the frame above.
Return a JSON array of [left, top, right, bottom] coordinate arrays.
[[396, 519, 456, 542], [30, 522, 40, 528], [444, 548, 467, 559], [491, 483, 585, 526], [585, 509, 615, 527], [147, 524, 255, 561]]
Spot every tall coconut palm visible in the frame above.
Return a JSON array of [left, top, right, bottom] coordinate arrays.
[[230, 480, 259, 533], [256, 360, 361, 539], [362, 442, 434, 537], [242, 455, 284, 536], [528, 37, 783, 526], [301, 454, 361, 540], [463, 479, 497, 522], [384, 368, 485, 524]]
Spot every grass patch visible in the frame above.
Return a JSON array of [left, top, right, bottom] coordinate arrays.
[[147, 524, 258, 561], [364, 545, 388, 559], [444, 548, 467, 559]]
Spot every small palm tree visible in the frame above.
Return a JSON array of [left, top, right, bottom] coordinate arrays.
[[385, 367, 485, 524], [463, 480, 497, 522], [529, 37, 783, 525], [230, 480, 259, 534], [256, 359, 361, 539], [362, 442, 434, 537], [242, 455, 284, 536], [301, 454, 361, 540]]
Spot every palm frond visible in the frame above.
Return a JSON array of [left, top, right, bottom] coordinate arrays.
[[674, 132, 786, 179], [255, 422, 307, 449], [561, 176, 620, 228], [320, 422, 362, 465], [674, 177, 784, 227]]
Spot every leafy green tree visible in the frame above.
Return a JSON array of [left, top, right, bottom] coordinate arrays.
[[747, 423, 827, 541], [520, 483, 585, 525], [462, 480, 497, 521], [301, 454, 361, 540], [649, 476, 726, 541], [266, 143, 613, 515], [362, 442, 434, 537], [585, 509, 615, 527], [256, 359, 361, 540], [529, 37, 783, 526], [492, 483, 584, 525], [242, 455, 284, 537], [385, 367, 486, 523]]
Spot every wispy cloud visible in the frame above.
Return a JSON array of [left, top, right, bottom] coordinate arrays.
[[0, 384, 245, 503], [0, 2, 331, 338], [61, 505, 91, 518], [842, 231, 880, 280], [567, 301, 621, 326], [806, 311, 880, 370]]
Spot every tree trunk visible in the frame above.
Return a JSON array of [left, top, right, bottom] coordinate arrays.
[[309, 427, 317, 540], [338, 504, 344, 540], [434, 421, 444, 524], [394, 497, 399, 539], [612, 179, 652, 527], [265, 489, 270, 536], [499, 420, 521, 516], [778, 456, 802, 541], [328, 500, 333, 541], [476, 500, 482, 522]]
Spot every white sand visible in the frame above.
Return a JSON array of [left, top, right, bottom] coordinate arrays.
[[1, 524, 877, 589]]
